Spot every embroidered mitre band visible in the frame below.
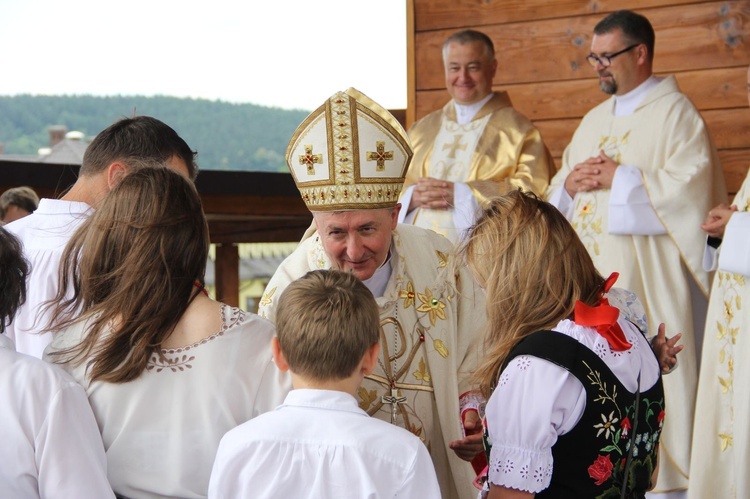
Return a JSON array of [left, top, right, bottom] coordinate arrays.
[[286, 88, 413, 212]]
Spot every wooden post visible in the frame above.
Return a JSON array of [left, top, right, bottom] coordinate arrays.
[[215, 243, 240, 308]]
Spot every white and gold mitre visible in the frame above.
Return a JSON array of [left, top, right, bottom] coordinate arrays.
[[285, 88, 413, 212]]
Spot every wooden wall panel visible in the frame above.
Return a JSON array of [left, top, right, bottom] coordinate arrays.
[[414, 1, 750, 91], [414, 0, 704, 31]]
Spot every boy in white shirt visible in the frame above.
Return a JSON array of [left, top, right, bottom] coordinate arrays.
[[208, 269, 441, 498]]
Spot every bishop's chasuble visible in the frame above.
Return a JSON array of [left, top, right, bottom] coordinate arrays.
[[547, 76, 727, 494], [690, 168, 750, 499], [403, 92, 555, 242], [259, 224, 485, 499]]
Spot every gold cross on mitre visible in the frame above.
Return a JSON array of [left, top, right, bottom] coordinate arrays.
[[299, 145, 323, 175], [442, 134, 466, 159], [366, 141, 394, 172]]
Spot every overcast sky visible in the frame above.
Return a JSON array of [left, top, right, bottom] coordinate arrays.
[[0, 0, 407, 111]]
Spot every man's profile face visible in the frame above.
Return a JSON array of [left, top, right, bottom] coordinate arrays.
[[590, 29, 640, 96], [313, 207, 399, 281], [444, 41, 497, 105]]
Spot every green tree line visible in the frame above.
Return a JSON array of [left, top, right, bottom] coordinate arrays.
[[0, 95, 310, 172]]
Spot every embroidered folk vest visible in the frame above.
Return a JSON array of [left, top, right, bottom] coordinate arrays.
[[488, 330, 664, 499]]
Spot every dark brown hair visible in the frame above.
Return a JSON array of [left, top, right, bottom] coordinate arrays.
[[47, 166, 209, 382], [0, 228, 29, 330], [80, 116, 198, 180]]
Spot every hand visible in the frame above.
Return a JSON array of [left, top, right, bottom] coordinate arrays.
[[449, 409, 484, 461], [651, 323, 683, 373], [563, 150, 618, 197], [701, 203, 738, 238], [409, 177, 454, 211]]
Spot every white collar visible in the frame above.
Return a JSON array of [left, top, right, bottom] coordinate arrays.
[[281, 389, 365, 415], [613, 76, 662, 116], [362, 248, 393, 298], [454, 93, 493, 124]]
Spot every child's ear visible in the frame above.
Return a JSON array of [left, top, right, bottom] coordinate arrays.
[[271, 337, 290, 372], [361, 342, 381, 376]]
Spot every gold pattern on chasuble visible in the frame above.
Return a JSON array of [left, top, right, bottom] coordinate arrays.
[[299, 145, 323, 175], [416, 288, 447, 326], [366, 141, 394, 171], [713, 271, 746, 451], [571, 196, 603, 256], [442, 134, 467, 159], [259, 287, 276, 307], [597, 131, 629, 164], [359, 315, 433, 441]]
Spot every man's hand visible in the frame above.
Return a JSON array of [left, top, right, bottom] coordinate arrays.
[[563, 150, 618, 198], [651, 323, 683, 373], [701, 203, 738, 238], [409, 177, 454, 211], [449, 409, 484, 461]]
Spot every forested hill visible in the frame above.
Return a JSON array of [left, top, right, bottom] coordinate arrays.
[[0, 95, 311, 172]]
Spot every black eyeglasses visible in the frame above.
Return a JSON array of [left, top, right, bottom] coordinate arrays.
[[586, 44, 640, 68]]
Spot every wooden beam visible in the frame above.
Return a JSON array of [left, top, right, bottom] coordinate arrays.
[[214, 243, 240, 308]]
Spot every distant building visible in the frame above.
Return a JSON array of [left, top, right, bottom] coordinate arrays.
[[0, 125, 89, 164]]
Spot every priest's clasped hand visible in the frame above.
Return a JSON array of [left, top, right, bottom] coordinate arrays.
[[409, 177, 455, 211], [701, 203, 738, 238], [564, 150, 619, 197]]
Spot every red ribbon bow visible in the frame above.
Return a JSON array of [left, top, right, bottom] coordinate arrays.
[[572, 272, 632, 352]]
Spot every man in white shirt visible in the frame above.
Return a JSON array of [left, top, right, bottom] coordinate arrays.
[[4, 116, 197, 358], [400, 29, 554, 243], [0, 227, 113, 499], [209, 270, 441, 498], [546, 10, 727, 497]]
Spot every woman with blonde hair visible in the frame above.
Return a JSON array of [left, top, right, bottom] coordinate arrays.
[[44, 166, 289, 499], [464, 190, 664, 498]]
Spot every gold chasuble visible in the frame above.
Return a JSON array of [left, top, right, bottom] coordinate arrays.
[[259, 224, 484, 499], [690, 168, 750, 499], [405, 92, 554, 241], [548, 76, 727, 493]]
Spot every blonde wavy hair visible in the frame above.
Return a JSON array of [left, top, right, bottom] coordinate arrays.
[[461, 190, 604, 398]]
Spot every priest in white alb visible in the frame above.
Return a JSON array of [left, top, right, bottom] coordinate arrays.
[[547, 11, 727, 497], [689, 65, 750, 499], [400, 29, 554, 243], [259, 88, 485, 499]]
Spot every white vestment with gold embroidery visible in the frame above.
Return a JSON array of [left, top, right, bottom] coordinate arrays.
[[547, 76, 727, 494], [690, 168, 750, 499], [259, 224, 485, 499]]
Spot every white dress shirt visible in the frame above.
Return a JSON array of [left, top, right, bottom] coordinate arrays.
[[4, 198, 92, 357], [0, 335, 113, 499], [208, 389, 442, 499]]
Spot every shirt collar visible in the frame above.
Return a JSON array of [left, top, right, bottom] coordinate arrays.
[[613, 76, 662, 116], [281, 389, 366, 415], [453, 93, 494, 124], [362, 245, 394, 298]]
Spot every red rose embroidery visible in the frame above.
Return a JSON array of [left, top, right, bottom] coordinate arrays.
[[588, 455, 614, 486], [657, 410, 665, 428]]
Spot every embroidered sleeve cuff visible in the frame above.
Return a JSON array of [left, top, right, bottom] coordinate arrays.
[[488, 445, 553, 493], [459, 390, 486, 419]]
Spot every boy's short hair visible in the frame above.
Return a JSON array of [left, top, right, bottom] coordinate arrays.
[[276, 270, 380, 381], [0, 186, 39, 219]]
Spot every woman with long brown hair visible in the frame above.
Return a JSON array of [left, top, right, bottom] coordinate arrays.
[[464, 190, 664, 498], [44, 166, 289, 499]]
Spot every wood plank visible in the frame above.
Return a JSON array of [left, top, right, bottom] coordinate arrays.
[[215, 243, 240, 308], [414, 0, 704, 32], [534, 108, 750, 158], [719, 148, 750, 194], [415, 1, 750, 90], [415, 66, 748, 121]]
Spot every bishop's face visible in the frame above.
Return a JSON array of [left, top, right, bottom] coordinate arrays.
[[313, 206, 399, 281]]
